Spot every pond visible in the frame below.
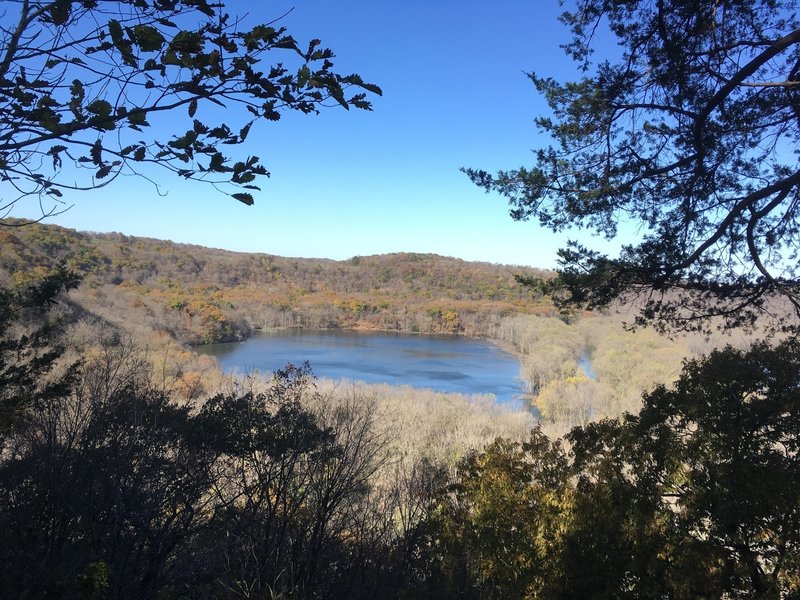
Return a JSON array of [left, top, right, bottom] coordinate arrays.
[[197, 329, 527, 405]]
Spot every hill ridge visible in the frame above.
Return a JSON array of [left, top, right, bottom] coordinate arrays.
[[0, 220, 555, 345]]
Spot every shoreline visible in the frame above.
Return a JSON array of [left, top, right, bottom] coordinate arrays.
[[195, 323, 536, 409]]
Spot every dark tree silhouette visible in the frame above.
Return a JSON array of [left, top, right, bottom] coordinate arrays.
[[0, 265, 79, 430], [467, 0, 800, 333], [0, 0, 380, 215]]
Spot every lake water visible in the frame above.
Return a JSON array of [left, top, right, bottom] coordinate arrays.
[[197, 329, 526, 405]]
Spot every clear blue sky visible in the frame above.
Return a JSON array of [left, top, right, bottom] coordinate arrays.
[[9, 0, 625, 268]]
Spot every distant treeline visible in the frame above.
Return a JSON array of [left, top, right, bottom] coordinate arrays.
[[0, 220, 553, 344]]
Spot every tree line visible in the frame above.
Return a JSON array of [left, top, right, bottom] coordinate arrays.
[[0, 220, 552, 344]]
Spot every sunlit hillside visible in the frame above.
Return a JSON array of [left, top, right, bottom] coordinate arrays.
[[1, 219, 553, 344], [1, 219, 718, 435]]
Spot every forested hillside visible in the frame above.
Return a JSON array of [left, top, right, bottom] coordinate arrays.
[[1, 270, 795, 599], [0, 219, 552, 345], [2, 0, 798, 595], [0, 219, 715, 434]]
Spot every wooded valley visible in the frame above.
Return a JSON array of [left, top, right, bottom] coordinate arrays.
[[2, 0, 799, 596], [1, 251, 795, 597], [0, 219, 720, 434]]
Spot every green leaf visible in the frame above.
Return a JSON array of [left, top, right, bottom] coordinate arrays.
[[244, 25, 278, 51], [208, 152, 226, 171], [128, 109, 148, 127], [297, 64, 311, 87], [341, 73, 383, 96], [90, 140, 102, 165], [48, 145, 67, 169], [232, 192, 254, 206], [233, 172, 256, 184], [239, 121, 253, 141], [360, 81, 383, 96], [168, 132, 194, 150], [208, 125, 231, 139], [49, 1, 71, 26], [170, 31, 204, 53], [131, 25, 165, 52], [70, 79, 84, 100], [161, 50, 180, 66], [186, 0, 215, 17], [87, 99, 112, 117], [107, 19, 123, 44], [328, 84, 349, 110]]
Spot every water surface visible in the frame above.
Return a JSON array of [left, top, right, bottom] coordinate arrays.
[[197, 329, 525, 404]]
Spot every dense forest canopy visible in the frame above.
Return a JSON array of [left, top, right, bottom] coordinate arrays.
[[468, 0, 800, 335]]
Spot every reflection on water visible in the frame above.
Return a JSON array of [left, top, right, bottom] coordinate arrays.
[[197, 329, 525, 405]]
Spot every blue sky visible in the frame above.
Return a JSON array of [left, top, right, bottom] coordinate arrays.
[[9, 0, 624, 268]]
